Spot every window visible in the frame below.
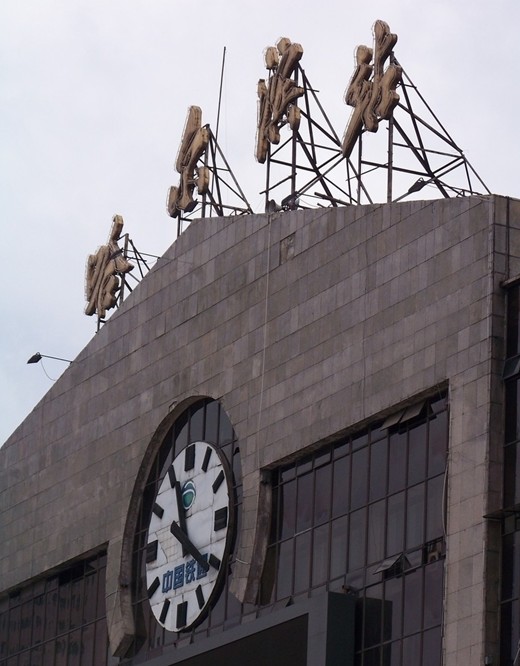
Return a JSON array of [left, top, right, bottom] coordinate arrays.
[[0, 551, 110, 666], [260, 393, 448, 665], [501, 283, 520, 664]]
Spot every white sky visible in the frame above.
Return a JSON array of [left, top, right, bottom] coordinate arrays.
[[1, 0, 519, 445]]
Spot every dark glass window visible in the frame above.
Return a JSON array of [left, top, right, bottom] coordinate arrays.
[[260, 392, 448, 665], [296, 473, 313, 533], [330, 515, 348, 581], [0, 552, 108, 665], [387, 491, 405, 556], [312, 523, 330, 586], [332, 454, 350, 517], [408, 422, 427, 485], [351, 448, 369, 510], [505, 378, 520, 445], [501, 283, 520, 664], [388, 431, 407, 494], [507, 284, 520, 358], [369, 438, 387, 502]]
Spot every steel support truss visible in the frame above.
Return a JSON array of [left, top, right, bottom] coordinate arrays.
[[262, 60, 490, 211]]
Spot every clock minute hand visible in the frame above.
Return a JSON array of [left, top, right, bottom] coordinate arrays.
[[170, 520, 210, 573], [172, 475, 189, 557]]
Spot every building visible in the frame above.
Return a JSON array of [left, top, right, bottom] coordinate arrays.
[[1, 195, 520, 664]]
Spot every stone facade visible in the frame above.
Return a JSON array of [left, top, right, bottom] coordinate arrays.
[[2, 195, 520, 664]]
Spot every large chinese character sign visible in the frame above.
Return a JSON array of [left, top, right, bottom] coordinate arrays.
[[256, 37, 304, 164], [167, 106, 210, 219], [342, 20, 402, 159], [145, 440, 235, 632], [85, 215, 134, 319]]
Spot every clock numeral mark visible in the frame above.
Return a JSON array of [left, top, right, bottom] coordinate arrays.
[[176, 601, 188, 629], [146, 540, 158, 563], [214, 506, 228, 531], [202, 446, 212, 472], [209, 554, 221, 570], [196, 585, 205, 610], [168, 465, 176, 488], [152, 502, 164, 519], [184, 445, 195, 472], [147, 577, 160, 598], [212, 470, 224, 494], [159, 599, 170, 624]]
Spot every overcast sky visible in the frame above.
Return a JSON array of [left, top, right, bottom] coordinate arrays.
[[1, 0, 519, 446]]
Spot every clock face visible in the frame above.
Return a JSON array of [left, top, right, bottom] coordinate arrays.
[[145, 440, 234, 632]]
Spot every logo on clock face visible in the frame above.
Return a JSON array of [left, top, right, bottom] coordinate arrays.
[[181, 480, 196, 510]]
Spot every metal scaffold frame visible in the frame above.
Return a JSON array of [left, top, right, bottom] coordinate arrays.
[[261, 59, 490, 211], [261, 63, 354, 212]]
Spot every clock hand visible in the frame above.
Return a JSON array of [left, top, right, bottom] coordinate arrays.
[[170, 520, 210, 572], [171, 468, 189, 556]]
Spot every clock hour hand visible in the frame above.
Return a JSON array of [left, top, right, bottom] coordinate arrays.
[[170, 520, 210, 572]]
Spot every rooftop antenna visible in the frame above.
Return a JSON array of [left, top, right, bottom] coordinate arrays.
[[214, 46, 227, 145]]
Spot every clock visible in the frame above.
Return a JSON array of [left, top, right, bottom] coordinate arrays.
[[145, 440, 235, 632]]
